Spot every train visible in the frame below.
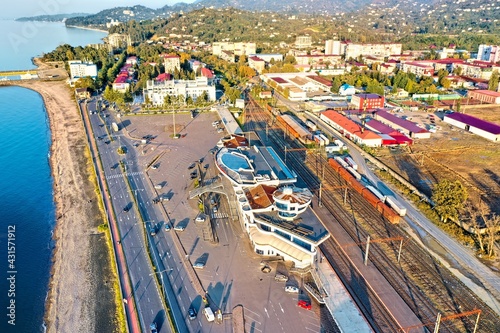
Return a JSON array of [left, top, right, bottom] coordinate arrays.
[[327, 158, 400, 224], [385, 195, 407, 216], [344, 156, 358, 170], [305, 120, 317, 131]]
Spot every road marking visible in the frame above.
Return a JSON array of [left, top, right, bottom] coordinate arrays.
[[147, 297, 150, 303], [264, 307, 269, 318], [279, 302, 284, 313]]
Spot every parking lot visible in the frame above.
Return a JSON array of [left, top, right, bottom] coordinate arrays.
[[119, 110, 324, 332]]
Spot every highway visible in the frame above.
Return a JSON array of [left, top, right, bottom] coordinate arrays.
[[85, 99, 188, 333]]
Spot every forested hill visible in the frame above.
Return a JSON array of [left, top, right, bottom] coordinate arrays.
[[62, 0, 499, 35], [16, 13, 89, 22]]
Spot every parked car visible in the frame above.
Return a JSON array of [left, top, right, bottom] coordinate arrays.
[[164, 224, 171, 232], [150, 322, 158, 333], [195, 215, 205, 223], [297, 300, 311, 310], [275, 273, 289, 282], [174, 225, 185, 232], [188, 306, 197, 320], [193, 262, 206, 269], [285, 286, 299, 293]]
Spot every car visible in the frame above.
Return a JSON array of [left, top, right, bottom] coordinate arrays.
[[123, 207, 129, 213], [174, 225, 185, 232], [193, 262, 206, 269], [297, 300, 311, 310], [275, 273, 289, 282], [164, 224, 171, 231], [188, 163, 196, 169], [204, 164, 209, 169], [150, 228, 156, 236], [188, 306, 197, 320], [150, 322, 158, 333], [285, 286, 299, 293], [190, 171, 197, 177], [195, 215, 205, 223]]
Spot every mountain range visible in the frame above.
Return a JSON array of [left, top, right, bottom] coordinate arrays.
[[19, 0, 500, 35]]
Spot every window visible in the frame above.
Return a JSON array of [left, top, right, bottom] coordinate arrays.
[[256, 249, 264, 255]]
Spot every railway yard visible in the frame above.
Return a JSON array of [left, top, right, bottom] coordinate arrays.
[[243, 95, 500, 333]]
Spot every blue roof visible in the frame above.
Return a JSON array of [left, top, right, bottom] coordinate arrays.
[[445, 113, 500, 134]]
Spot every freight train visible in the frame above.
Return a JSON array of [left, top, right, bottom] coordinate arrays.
[[328, 158, 400, 224]]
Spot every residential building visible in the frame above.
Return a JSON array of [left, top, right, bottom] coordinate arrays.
[[295, 35, 312, 49], [339, 84, 356, 96], [200, 67, 215, 85], [295, 54, 342, 67], [351, 93, 385, 110], [212, 42, 256, 56], [325, 39, 342, 55], [220, 50, 235, 63], [143, 77, 216, 105], [477, 45, 500, 63], [443, 112, 500, 142], [161, 55, 181, 74], [214, 145, 330, 268], [248, 56, 266, 73], [104, 33, 131, 49], [320, 110, 383, 147], [467, 90, 500, 104], [344, 42, 402, 59], [68, 60, 97, 79], [400, 61, 434, 77], [248, 54, 283, 63]]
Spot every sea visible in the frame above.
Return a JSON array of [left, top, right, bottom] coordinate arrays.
[[0, 19, 106, 333]]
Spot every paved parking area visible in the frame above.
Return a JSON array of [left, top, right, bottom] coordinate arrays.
[[120, 110, 324, 332]]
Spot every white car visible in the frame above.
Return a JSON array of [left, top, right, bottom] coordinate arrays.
[[193, 262, 206, 269], [195, 215, 205, 223], [285, 286, 299, 293], [174, 225, 185, 232]]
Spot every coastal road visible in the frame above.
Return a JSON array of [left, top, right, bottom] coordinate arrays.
[[85, 100, 178, 333]]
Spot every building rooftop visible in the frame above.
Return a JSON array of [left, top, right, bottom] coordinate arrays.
[[376, 110, 429, 134], [445, 113, 500, 134], [471, 89, 500, 97]]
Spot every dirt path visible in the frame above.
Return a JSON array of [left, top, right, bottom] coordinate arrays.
[[13, 80, 118, 333]]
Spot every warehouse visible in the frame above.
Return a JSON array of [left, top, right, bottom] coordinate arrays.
[[443, 112, 500, 142], [467, 90, 500, 104], [375, 110, 431, 139]]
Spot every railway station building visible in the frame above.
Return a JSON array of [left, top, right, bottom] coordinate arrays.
[[215, 146, 330, 268]]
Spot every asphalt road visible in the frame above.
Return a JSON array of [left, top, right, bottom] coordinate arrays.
[[86, 99, 182, 333]]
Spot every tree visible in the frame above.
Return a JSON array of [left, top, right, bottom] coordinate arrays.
[[431, 179, 468, 223], [75, 76, 96, 91], [488, 70, 499, 92]]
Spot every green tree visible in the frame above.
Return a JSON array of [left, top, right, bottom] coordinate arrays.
[[488, 70, 499, 91], [431, 179, 468, 223]]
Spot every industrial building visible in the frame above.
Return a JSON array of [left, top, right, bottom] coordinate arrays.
[[374, 110, 431, 139], [365, 118, 413, 146], [320, 110, 383, 147], [467, 90, 500, 104], [351, 93, 385, 110], [443, 112, 500, 142]]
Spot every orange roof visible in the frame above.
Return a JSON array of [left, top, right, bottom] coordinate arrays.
[[322, 110, 381, 140], [246, 185, 275, 209]]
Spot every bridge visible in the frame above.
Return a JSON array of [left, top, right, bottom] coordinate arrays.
[[188, 178, 227, 199]]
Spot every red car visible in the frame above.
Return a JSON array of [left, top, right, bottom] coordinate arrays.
[[297, 300, 312, 310]]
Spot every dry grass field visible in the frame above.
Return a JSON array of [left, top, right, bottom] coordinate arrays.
[[376, 105, 500, 216]]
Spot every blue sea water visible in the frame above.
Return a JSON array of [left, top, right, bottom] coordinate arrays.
[[0, 20, 106, 333]]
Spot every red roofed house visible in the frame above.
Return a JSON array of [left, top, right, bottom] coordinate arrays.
[[200, 67, 214, 84], [248, 56, 265, 73], [320, 110, 382, 147], [351, 93, 385, 110], [155, 73, 172, 82]]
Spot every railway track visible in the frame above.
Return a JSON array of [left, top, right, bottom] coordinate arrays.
[[243, 95, 500, 332]]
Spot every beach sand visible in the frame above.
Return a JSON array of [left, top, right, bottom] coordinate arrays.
[[13, 80, 118, 332]]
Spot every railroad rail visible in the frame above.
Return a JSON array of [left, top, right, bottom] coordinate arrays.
[[243, 94, 500, 333]]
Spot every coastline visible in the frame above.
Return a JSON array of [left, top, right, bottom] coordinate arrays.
[[66, 24, 108, 34], [10, 80, 118, 332]]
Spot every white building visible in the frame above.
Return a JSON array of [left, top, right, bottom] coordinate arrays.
[[344, 42, 402, 59], [143, 76, 216, 106], [325, 39, 342, 55], [477, 45, 500, 63], [212, 42, 256, 56], [68, 60, 97, 79], [162, 55, 181, 74], [214, 146, 330, 268], [295, 35, 312, 49]]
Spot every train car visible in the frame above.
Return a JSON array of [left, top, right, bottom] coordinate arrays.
[[328, 158, 342, 172], [365, 185, 386, 202], [346, 166, 362, 182], [314, 135, 325, 146], [319, 134, 330, 146], [380, 203, 401, 224], [334, 156, 349, 168], [385, 195, 407, 216], [305, 120, 317, 131], [344, 156, 358, 170], [361, 187, 383, 208]]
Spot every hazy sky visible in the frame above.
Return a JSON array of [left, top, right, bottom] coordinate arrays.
[[3, 0, 196, 19]]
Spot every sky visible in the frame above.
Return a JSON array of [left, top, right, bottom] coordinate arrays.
[[2, 0, 196, 19]]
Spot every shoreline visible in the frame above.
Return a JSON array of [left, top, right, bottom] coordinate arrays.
[[66, 24, 108, 34], [9, 79, 117, 332]]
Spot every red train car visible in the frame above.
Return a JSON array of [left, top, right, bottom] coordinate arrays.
[[327, 158, 400, 224]]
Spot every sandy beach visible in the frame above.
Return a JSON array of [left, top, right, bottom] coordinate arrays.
[[10, 80, 118, 332]]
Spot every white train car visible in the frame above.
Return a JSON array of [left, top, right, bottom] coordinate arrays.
[[314, 135, 325, 146], [385, 195, 407, 216], [366, 185, 386, 202], [306, 120, 317, 131], [346, 166, 362, 181], [319, 134, 330, 146], [334, 156, 349, 168], [344, 156, 358, 170]]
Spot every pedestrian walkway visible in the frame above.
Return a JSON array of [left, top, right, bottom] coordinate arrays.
[[211, 212, 228, 219], [106, 171, 143, 179], [315, 252, 373, 333]]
